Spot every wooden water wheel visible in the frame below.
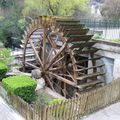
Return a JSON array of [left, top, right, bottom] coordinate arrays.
[[20, 16, 105, 98]]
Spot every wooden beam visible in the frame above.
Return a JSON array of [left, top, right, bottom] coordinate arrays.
[[77, 80, 103, 89], [74, 48, 99, 55], [47, 36, 57, 54], [45, 75, 55, 91], [58, 24, 84, 27], [76, 56, 103, 64], [49, 72, 77, 87], [64, 29, 89, 36], [25, 62, 39, 69], [70, 41, 97, 49], [76, 72, 105, 81], [46, 42, 67, 70], [52, 54, 67, 65], [49, 66, 64, 71], [43, 28, 47, 68], [75, 64, 104, 72], [66, 35, 93, 43], [29, 39, 43, 68], [56, 20, 80, 23], [58, 74, 73, 79]]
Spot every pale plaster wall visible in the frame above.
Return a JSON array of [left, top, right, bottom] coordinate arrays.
[[94, 41, 120, 83]]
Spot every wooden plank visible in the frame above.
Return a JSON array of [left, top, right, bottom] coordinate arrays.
[[25, 58, 36, 62], [21, 44, 40, 49], [90, 53, 97, 76], [77, 80, 103, 89], [67, 34, 93, 38], [60, 25, 85, 31], [30, 35, 42, 38], [75, 64, 104, 72], [76, 56, 103, 64], [64, 28, 89, 35], [70, 41, 97, 49], [67, 35, 93, 43], [21, 39, 41, 44], [63, 28, 88, 31], [74, 48, 99, 54], [19, 53, 35, 58], [43, 28, 47, 68], [56, 20, 80, 23], [58, 23, 84, 26], [76, 72, 105, 81], [32, 31, 43, 35]]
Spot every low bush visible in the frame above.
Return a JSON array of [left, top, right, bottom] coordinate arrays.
[[2, 75, 37, 103], [48, 99, 68, 118], [48, 99, 62, 105], [0, 63, 8, 80]]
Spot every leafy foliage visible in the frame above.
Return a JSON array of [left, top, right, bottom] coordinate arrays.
[[101, 0, 120, 20], [2, 75, 37, 103], [0, 62, 8, 80], [0, 0, 26, 48], [35, 92, 62, 108], [0, 48, 13, 65], [0, 0, 90, 48], [48, 99, 62, 105], [48, 99, 68, 118], [23, 0, 89, 18]]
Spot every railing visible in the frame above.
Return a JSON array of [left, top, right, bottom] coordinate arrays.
[[1, 79, 120, 120], [80, 19, 120, 41], [80, 19, 120, 28]]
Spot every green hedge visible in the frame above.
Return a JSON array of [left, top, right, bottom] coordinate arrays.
[[0, 62, 8, 80], [2, 75, 37, 103]]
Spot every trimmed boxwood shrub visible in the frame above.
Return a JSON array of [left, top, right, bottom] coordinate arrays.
[[0, 62, 8, 80], [2, 75, 37, 103]]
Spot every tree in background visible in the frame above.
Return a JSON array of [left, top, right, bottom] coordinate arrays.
[[101, 0, 120, 20], [0, 0, 26, 48], [0, 0, 90, 48], [23, 0, 90, 18]]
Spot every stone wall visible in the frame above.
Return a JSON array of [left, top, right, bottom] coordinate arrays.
[[94, 40, 120, 83]]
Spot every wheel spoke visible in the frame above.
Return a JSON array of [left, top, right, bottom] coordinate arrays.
[[58, 73, 73, 79], [25, 62, 39, 69], [49, 72, 77, 87], [43, 28, 47, 68], [45, 75, 55, 91], [46, 42, 67, 70], [47, 35, 57, 54], [67, 71, 76, 82], [29, 39, 43, 68], [52, 54, 67, 65], [49, 66, 64, 71]]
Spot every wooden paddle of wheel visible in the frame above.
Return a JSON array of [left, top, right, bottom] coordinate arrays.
[[21, 16, 105, 98]]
